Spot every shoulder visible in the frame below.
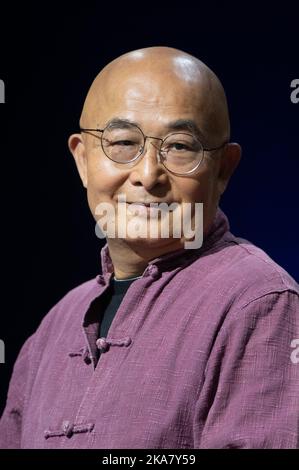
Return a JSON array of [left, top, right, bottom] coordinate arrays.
[[213, 234, 298, 327], [26, 276, 101, 351], [223, 233, 298, 300], [186, 230, 298, 324], [196, 235, 299, 363], [196, 230, 298, 298], [50, 277, 101, 312]]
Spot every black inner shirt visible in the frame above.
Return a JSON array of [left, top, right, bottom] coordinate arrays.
[[98, 277, 137, 339]]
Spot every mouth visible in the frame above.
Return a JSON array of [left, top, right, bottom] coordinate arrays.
[[124, 201, 179, 218], [126, 201, 178, 206]]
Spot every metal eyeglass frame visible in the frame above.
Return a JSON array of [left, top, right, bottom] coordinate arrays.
[[79, 124, 227, 176]]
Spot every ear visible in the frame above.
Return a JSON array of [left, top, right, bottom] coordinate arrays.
[[217, 142, 242, 196], [68, 133, 88, 188]]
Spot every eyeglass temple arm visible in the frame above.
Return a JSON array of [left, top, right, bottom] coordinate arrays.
[[80, 128, 104, 133], [203, 141, 229, 151]]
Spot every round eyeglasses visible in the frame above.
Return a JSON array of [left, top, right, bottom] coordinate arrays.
[[80, 122, 227, 176]]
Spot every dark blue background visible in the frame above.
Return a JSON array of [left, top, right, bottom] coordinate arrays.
[[0, 2, 298, 414]]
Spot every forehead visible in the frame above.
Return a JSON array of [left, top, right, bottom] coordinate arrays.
[[92, 70, 208, 132]]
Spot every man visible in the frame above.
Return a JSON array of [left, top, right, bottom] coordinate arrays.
[[0, 47, 298, 449]]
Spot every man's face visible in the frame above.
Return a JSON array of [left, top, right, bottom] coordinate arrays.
[[70, 67, 229, 251]]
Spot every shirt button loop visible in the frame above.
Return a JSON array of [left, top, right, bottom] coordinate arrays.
[[148, 265, 159, 279], [96, 275, 105, 286], [96, 337, 109, 352], [62, 420, 73, 438]]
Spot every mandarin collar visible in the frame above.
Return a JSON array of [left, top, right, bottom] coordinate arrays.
[[99, 207, 230, 277]]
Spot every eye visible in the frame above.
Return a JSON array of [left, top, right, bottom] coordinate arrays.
[[111, 140, 136, 146], [164, 141, 194, 152], [171, 142, 191, 151]]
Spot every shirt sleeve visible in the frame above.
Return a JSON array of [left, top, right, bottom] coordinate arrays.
[[193, 290, 299, 448], [0, 335, 34, 449]]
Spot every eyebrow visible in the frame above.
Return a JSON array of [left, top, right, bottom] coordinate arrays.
[[104, 117, 206, 141], [166, 119, 205, 141]]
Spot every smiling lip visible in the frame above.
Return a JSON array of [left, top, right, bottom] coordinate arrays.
[[125, 202, 178, 216], [126, 201, 177, 206]]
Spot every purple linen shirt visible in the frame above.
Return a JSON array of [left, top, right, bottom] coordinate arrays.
[[0, 208, 298, 449]]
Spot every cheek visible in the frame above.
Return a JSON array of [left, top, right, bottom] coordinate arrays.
[[85, 153, 128, 216], [87, 153, 127, 196], [174, 168, 216, 204], [173, 167, 219, 234]]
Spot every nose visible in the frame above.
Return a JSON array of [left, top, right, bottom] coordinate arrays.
[[128, 137, 168, 190]]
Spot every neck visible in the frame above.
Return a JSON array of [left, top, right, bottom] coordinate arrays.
[[106, 238, 184, 280]]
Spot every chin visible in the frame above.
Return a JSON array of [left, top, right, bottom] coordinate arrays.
[[121, 235, 183, 251]]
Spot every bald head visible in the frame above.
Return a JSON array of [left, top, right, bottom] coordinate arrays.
[[80, 46, 230, 145]]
